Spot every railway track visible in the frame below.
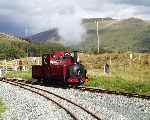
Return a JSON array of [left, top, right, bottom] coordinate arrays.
[[1, 77, 149, 100], [1, 77, 150, 100], [0, 78, 101, 120], [76, 86, 150, 100]]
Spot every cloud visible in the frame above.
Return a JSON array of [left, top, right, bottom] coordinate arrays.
[[0, 0, 150, 44], [113, 0, 150, 7]]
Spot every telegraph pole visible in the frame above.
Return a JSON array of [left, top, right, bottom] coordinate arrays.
[[96, 21, 100, 53], [96, 18, 103, 53]]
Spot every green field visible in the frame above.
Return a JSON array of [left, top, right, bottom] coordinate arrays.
[[85, 66, 150, 96], [4, 71, 32, 81], [0, 98, 6, 119], [86, 75, 150, 95], [81, 53, 150, 96]]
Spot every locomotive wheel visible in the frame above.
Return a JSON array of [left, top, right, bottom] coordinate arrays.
[[31, 78, 41, 85], [31, 78, 38, 85], [39, 78, 44, 84]]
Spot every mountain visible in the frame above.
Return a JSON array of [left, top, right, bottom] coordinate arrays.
[[0, 32, 29, 43], [80, 17, 150, 52], [28, 28, 60, 43], [0, 32, 30, 59], [28, 17, 150, 52], [0, 32, 65, 60]]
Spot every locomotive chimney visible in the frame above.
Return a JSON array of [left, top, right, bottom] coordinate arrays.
[[73, 50, 78, 63]]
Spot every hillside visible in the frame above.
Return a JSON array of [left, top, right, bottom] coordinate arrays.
[[0, 32, 29, 43], [0, 33, 65, 60], [28, 28, 60, 43], [28, 17, 150, 52], [0, 33, 30, 59], [80, 17, 150, 52]]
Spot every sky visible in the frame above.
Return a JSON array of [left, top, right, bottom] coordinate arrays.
[[0, 0, 150, 43]]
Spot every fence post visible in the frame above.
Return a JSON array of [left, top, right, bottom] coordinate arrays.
[[109, 56, 112, 65], [138, 54, 141, 64], [129, 53, 133, 64]]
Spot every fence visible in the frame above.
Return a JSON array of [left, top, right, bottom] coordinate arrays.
[[0, 57, 42, 77]]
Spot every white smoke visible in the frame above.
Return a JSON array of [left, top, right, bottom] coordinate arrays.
[[48, 0, 86, 45]]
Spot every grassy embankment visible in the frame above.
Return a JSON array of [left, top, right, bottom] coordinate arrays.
[[4, 70, 32, 81], [81, 53, 150, 96], [0, 98, 6, 119]]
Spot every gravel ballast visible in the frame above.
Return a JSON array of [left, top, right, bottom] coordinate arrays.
[[0, 81, 150, 120], [37, 85, 150, 120], [0, 81, 73, 120]]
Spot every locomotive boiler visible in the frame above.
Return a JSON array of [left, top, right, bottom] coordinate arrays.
[[32, 51, 87, 86]]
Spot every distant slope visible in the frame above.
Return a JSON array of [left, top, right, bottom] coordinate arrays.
[[0, 32, 29, 43], [0, 32, 65, 60], [80, 17, 150, 52], [28, 28, 60, 43], [0, 32, 30, 59], [28, 17, 150, 52]]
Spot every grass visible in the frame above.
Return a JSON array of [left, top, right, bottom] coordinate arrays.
[[4, 70, 32, 80], [0, 98, 6, 119], [81, 53, 150, 96], [86, 75, 150, 95]]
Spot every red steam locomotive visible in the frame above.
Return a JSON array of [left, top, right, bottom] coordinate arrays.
[[32, 51, 87, 86]]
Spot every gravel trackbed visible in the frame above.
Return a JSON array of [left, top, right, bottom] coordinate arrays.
[[0, 81, 150, 120]]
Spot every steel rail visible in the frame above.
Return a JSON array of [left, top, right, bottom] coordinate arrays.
[[76, 86, 150, 100], [1, 79, 78, 120], [1, 78, 101, 120]]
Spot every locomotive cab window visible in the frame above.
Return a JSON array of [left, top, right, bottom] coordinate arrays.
[[42, 54, 49, 65]]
